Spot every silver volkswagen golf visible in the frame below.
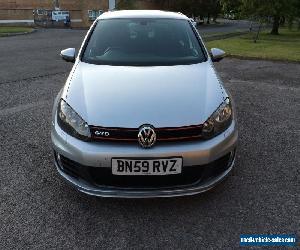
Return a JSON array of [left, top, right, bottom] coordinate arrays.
[[51, 10, 238, 198]]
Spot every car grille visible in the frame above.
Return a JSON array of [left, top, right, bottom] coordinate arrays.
[[56, 152, 233, 190], [89, 125, 203, 143]]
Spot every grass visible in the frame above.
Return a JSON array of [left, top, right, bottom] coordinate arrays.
[[206, 28, 300, 62], [201, 32, 232, 37], [0, 26, 33, 36]]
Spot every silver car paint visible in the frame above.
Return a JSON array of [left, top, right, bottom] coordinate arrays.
[[51, 10, 238, 197], [51, 109, 237, 197], [62, 61, 226, 128], [56, 160, 236, 198]]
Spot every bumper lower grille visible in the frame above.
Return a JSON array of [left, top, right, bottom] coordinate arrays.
[[56, 152, 233, 190]]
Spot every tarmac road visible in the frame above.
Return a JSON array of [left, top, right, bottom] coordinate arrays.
[[0, 29, 299, 249], [197, 19, 255, 34]]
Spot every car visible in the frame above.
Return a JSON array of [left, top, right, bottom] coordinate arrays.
[[52, 10, 238, 198], [52, 10, 70, 22], [190, 18, 197, 27]]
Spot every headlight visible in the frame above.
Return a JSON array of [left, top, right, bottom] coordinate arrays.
[[57, 99, 91, 141], [202, 97, 233, 138]]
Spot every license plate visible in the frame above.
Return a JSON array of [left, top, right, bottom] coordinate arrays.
[[112, 158, 182, 176]]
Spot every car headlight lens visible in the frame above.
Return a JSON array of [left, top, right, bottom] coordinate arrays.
[[57, 99, 91, 141], [202, 97, 233, 138]]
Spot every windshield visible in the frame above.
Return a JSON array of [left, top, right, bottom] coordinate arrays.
[[82, 18, 206, 66]]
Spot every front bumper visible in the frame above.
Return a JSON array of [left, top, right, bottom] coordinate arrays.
[[51, 118, 238, 198]]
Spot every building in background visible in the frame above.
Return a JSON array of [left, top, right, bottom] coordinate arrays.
[[0, 0, 111, 27], [0, 0, 163, 28]]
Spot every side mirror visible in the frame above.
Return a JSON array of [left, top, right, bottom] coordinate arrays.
[[60, 48, 76, 63], [210, 48, 226, 62]]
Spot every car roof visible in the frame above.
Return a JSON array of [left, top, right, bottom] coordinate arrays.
[[98, 10, 189, 20]]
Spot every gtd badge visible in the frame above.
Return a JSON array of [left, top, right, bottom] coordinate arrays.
[[95, 131, 110, 137]]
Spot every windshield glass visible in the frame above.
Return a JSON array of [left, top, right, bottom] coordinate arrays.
[[82, 18, 206, 66]]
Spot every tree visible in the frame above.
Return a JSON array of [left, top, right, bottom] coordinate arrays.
[[241, 0, 297, 35], [221, 0, 299, 34], [211, 0, 222, 22], [220, 0, 242, 14], [157, 0, 221, 21], [287, 0, 300, 30]]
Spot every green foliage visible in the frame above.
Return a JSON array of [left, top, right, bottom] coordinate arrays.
[[0, 27, 33, 36], [157, 0, 221, 18], [220, 0, 242, 13], [220, 0, 299, 19], [220, 0, 300, 34], [241, 0, 295, 17]]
